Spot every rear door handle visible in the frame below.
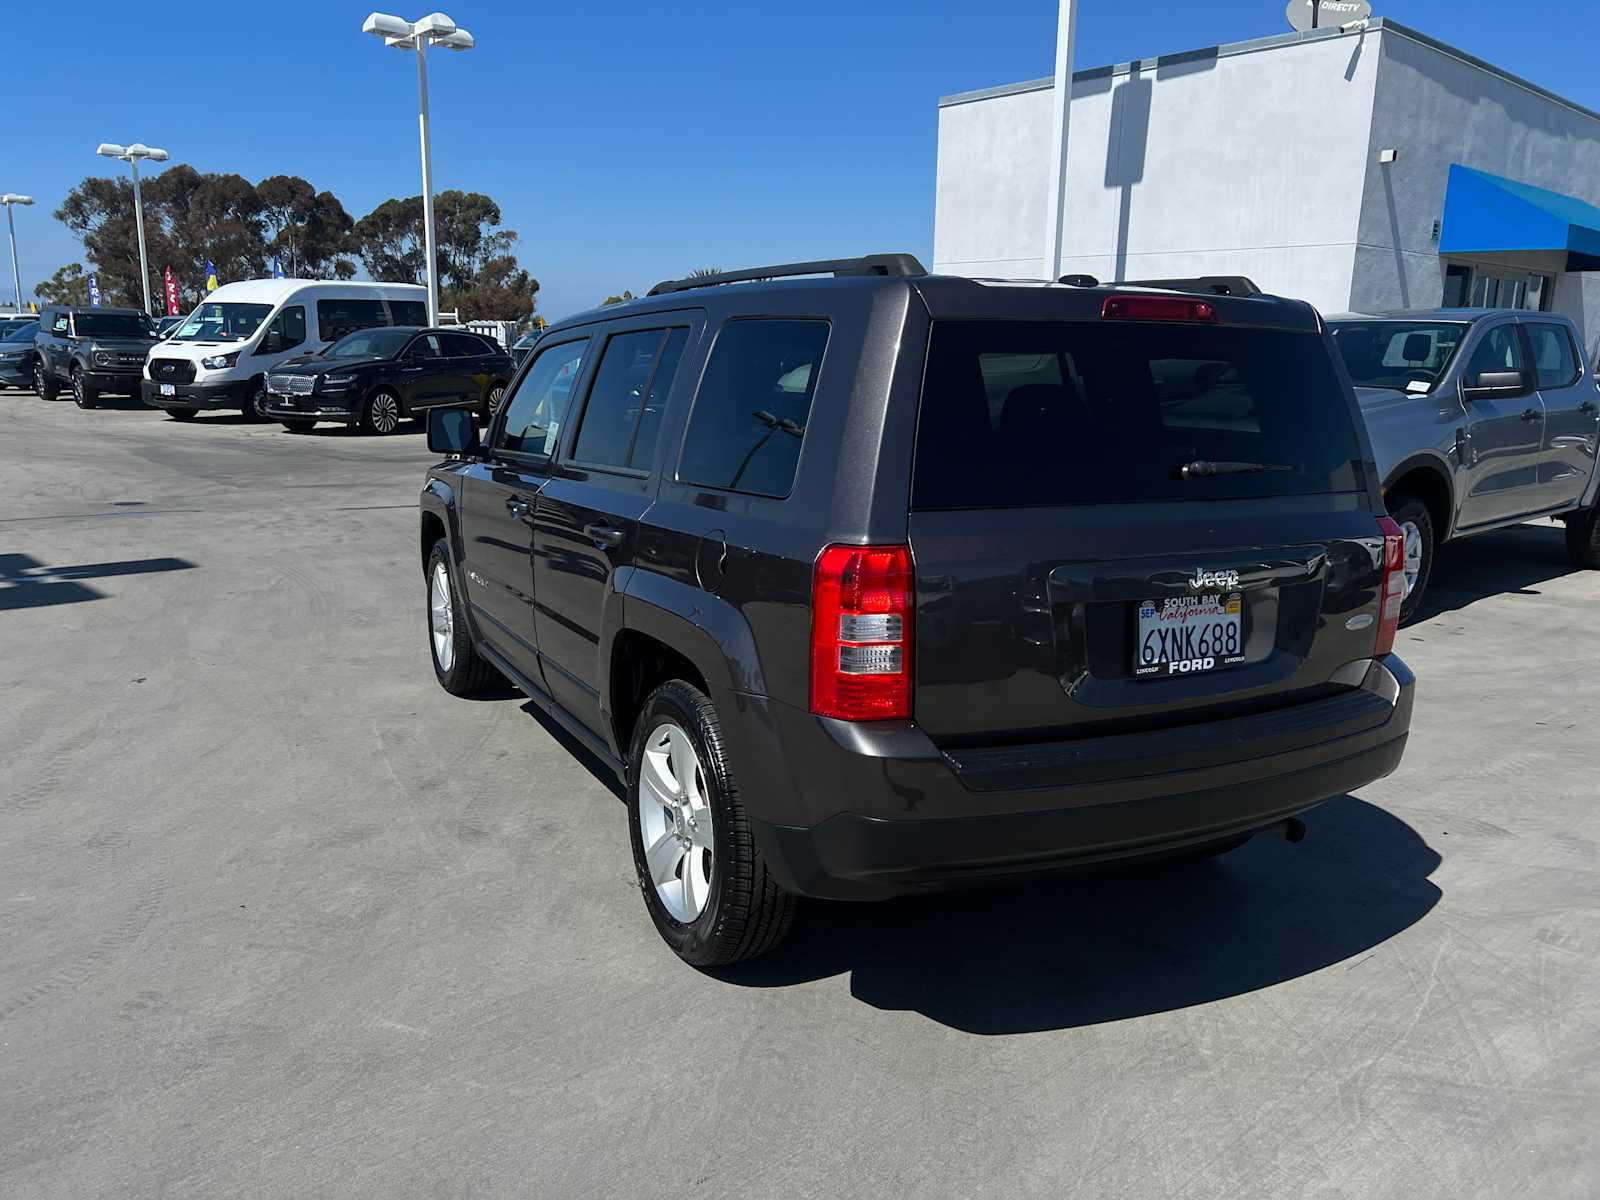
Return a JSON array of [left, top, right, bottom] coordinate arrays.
[[584, 523, 624, 549], [1521, 408, 1544, 422]]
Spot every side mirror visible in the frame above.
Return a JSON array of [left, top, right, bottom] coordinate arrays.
[[1462, 369, 1532, 401], [427, 407, 480, 457]]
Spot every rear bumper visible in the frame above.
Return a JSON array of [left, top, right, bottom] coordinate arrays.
[[141, 378, 248, 410], [736, 656, 1415, 900]]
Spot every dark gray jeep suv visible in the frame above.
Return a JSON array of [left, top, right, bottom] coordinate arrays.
[[33, 305, 159, 407], [417, 256, 1416, 965]]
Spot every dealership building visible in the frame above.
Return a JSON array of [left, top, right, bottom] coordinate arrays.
[[934, 18, 1600, 347]]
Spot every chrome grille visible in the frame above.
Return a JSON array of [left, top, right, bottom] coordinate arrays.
[[268, 374, 316, 395]]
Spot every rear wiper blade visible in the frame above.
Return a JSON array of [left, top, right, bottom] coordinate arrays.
[[1176, 460, 1293, 479]]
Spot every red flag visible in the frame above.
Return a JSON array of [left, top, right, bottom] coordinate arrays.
[[163, 267, 180, 317]]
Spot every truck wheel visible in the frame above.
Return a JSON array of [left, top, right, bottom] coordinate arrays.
[[168, 408, 197, 422], [1566, 502, 1600, 569], [426, 540, 499, 696], [1388, 493, 1434, 626], [627, 679, 797, 966], [360, 388, 402, 435], [71, 367, 98, 409], [33, 360, 59, 401]]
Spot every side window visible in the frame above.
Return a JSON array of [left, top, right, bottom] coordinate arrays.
[[630, 328, 688, 471], [262, 305, 306, 354], [391, 300, 428, 327], [51, 312, 69, 335], [496, 338, 590, 457], [1526, 323, 1580, 388], [441, 333, 486, 358], [1464, 325, 1526, 379], [678, 319, 828, 497], [317, 298, 403, 341], [409, 334, 444, 359], [572, 329, 670, 469]]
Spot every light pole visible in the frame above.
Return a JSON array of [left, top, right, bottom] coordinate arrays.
[[96, 142, 169, 314], [1, 193, 33, 314], [1041, 0, 1079, 282], [362, 11, 475, 327]]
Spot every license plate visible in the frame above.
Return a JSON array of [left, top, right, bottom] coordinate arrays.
[[159, 383, 175, 396], [1135, 592, 1245, 677]]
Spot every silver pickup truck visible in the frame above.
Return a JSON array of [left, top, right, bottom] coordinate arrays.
[[1328, 309, 1600, 621]]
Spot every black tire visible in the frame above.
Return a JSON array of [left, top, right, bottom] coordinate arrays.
[[71, 367, 97, 409], [425, 540, 499, 697], [281, 419, 316, 434], [240, 377, 269, 422], [482, 381, 507, 423], [627, 680, 797, 967], [1566, 501, 1600, 569], [1387, 493, 1434, 626], [33, 360, 59, 401], [360, 388, 403, 435], [168, 408, 197, 422]]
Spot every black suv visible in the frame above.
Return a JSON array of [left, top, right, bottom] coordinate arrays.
[[33, 306, 159, 408], [262, 326, 512, 434], [417, 255, 1416, 965]]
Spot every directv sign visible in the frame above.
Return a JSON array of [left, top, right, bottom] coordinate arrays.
[[1286, 0, 1372, 31]]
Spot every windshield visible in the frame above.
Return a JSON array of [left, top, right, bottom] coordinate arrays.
[[1329, 321, 1468, 391], [170, 302, 273, 343], [323, 328, 412, 360], [514, 331, 541, 348], [1, 321, 37, 343], [75, 312, 155, 338]]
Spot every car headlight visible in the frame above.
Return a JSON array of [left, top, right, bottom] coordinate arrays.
[[201, 351, 240, 370], [318, 375, 356, 391], [93, 351, 113, 367]]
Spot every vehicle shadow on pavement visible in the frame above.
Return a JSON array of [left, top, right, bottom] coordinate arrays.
[[1415, 521, 1579, 622], [715, 796, 1440, 1035]]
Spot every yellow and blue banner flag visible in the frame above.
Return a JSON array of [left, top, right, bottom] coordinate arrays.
[[205, 261, 219, 293]]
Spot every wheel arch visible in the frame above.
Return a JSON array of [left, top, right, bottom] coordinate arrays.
[[1384, 454, 1455, 541]]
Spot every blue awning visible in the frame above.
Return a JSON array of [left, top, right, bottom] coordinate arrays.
[[1439, 164, 1600, 271]]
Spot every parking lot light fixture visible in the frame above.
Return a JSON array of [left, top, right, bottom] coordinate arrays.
[[362, 11, 475, 327], [1, 193, 33, 315], [97, 142, 170, 315]]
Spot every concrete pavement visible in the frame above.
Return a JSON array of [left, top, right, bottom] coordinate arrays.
[[1, 393, 1596, 1198]]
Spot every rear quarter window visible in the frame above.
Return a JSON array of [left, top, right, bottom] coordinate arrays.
[[677, 319, 828, 498], [914, 319, 1365, 510]]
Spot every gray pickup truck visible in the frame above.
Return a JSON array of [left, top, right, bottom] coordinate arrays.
[[1328, 309, 1600, 621]]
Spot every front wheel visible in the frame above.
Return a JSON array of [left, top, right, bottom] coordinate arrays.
[[425, 541, 499, 696], [1387, 493, 1434, 626], [241, 378, 269, 422], [360, 388, 402, 435], [168, 408, 197, 421], [627, 680, 796, 966], [1566, 500, 1600, 569], [71, 368, 97, 409], [33, 360, 59, 401]]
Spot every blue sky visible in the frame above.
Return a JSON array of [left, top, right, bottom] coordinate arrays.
[[8, 0, 1599, 319]]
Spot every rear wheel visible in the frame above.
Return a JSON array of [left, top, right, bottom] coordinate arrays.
[[33, 360, 58, 401], [360, 388, 402, 435], [71, 367, 97, 409], [281, 419, 316, 434], [627, 680, 796, 966], [425, 540, 498, 696], [483, 382, 506, 423], [1566, 500, 1600, 569], [1387, 493, 1434, 626]]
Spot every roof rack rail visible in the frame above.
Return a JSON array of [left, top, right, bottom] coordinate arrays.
[[1114, 275, 1263, 297], [648, 253, 927, 297]]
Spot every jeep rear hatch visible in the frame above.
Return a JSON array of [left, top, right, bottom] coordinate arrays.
[[907, 310, 1388, 744]]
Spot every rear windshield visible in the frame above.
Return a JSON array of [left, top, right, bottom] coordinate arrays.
[[914, 320, 1365, 510]]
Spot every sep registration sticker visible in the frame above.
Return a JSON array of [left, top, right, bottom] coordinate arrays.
[[1135, 592, 1246, 677]]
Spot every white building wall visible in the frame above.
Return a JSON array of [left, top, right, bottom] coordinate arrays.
[[933, 30, 1382, 316], [1351, 27, 1600, 348]]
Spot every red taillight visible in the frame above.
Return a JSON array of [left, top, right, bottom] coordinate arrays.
[[1101, 295, 1220, 323], [1374, 516, 1405, 656], [810, 544, 914, 721]]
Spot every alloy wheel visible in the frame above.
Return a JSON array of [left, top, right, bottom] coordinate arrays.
[[370, 391, 400, 434], [486, 384, 505, 415], [1400, 520, 1424, 597], [33, 362, 44, 394], [429, 561, 455, 672], [72, 373, 83, 405], [636, 721, 715, 923]]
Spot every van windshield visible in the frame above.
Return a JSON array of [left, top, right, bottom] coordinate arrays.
[[171, 302, 273, 342]]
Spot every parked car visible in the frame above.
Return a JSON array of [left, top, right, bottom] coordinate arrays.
[[417, 255, 1416, 965], [509, 326, 544, 369], [0, 318, 38, 390], [32, 306, 159, 407], [141, 279, 428, 422], [262, 326, 512, 434], [1328, 309, 1600, 621], [154, 315, 184, 338]]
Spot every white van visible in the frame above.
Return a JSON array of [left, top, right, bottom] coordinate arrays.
[[141, 279, 428, 420]]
